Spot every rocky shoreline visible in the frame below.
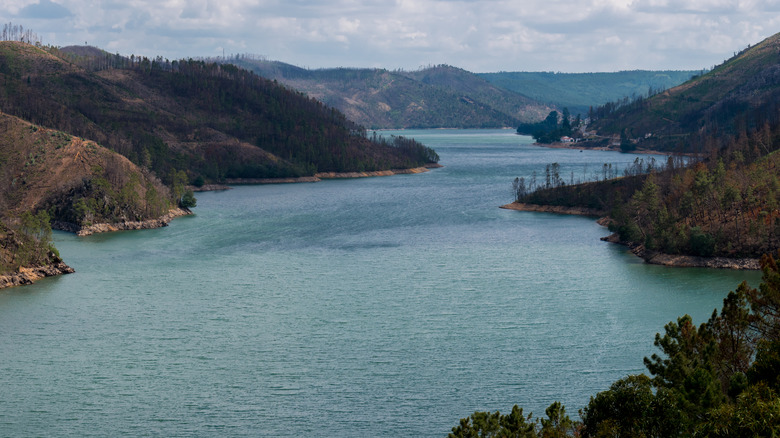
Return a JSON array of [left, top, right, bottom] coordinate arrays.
[[503, 201, 760, 270], [52, 207, 193, 237], [0, 261, 75, 290]]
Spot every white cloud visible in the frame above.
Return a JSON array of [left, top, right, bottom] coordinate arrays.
[[2, 0, 778, 72]]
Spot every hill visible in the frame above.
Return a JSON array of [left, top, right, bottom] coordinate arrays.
[[0, 41, 438, 186], [479, 70, 697, 117], [0, 111, 177, 233], [0, 109, 184, 283], [505, 33, 780, 263], [504, 32, 780, 262], [402, 65, 553, 124], [587, 32, 780, 152], [223, 58, 552, 129]]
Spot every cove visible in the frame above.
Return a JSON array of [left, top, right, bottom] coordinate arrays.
[[0, 129, 761, 437]]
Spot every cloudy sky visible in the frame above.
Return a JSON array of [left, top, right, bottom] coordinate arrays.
[[3, 0, 779, 72]]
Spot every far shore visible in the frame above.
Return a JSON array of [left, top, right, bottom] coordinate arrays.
[[500, 202, 606, 217], [218, 164, 443, 187], [501, 201, 760, 270], [524, 137, 701, 156]]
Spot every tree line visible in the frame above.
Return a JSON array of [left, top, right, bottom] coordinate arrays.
[[517, 108, 580, 144], [1, 22, 41, 45], [515, 117, 780, 259], [0, 38, 439, 189]]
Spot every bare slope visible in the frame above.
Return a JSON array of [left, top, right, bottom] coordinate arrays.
[[0, 111, 174, 230]]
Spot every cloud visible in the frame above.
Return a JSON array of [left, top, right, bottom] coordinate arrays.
[[16, 0, 72, 19], [4, 0, 780, 72]]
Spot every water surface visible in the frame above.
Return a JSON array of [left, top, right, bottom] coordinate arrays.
[[0, 129, 760, 437]]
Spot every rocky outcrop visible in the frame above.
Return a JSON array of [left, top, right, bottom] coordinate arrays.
[[504, 202, 761, 270], [601, 233, 760, 270], [0, 261, 74, 289], [500, 202, 606, 217], [53, 208, 192, 237], [634, 245, 759, 270]]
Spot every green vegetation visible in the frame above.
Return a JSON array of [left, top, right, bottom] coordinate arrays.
[[514, 32, 780, 260], [0, 212, 57, 275], [518, 102, 780, 260], [480, 70, 697, 117], [0, 40, 438, 188], [449, 254, 780, 436], [516, 108, 579, 143], [586, 32, 780, 153], [0, 33, 440, 280]]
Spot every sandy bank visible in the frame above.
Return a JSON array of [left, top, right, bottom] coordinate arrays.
[[225, 164, 442, 185], [191, 184, 232, 192], [0, 261, 74, 290], [500, 202, 605, 217], [316, 166, 435, 179], [502, 201, 760, 270], [53, 207, 193, 236]]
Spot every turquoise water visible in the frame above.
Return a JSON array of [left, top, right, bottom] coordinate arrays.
[[0, 129, 760, 437]]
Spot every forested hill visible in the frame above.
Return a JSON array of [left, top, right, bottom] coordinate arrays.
[[507, 33, 780, 262], [0, 41, 438, 185], [479, 70, 697, 117], [587, 32, 780, 152], [221, 58, 552, 129]]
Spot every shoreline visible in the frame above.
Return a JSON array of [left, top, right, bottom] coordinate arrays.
[[223, 164, 442, 186], [500, 202, 606, 217], [528, 139, 698, 156], [501, 201, 760, 270], [0, 261, 75, 290], [53, 207, 193, 237]]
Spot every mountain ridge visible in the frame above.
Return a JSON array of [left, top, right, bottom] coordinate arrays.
[[221, 58, 553, 129]]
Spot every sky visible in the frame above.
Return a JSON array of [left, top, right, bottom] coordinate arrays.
[[3, 0, 780, 73]]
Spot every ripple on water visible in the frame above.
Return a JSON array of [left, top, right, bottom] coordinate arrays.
[[0, 130, 762, 437]]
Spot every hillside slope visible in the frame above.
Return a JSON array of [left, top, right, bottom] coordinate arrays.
[[0, 109, 182, 283], [225, 59, 551, 129], [402, 65, 552, 124], [588, 32, 780, 152], [0, 42, 437, 184], [0, 111, 176, 231], [504, 32, 780, 263]]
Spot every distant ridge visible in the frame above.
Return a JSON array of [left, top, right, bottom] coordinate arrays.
[[221, 58, 553, 129], [479, 70, 698, 117]]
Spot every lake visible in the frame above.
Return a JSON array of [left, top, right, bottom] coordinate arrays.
[[0, 129, 760, 437]]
